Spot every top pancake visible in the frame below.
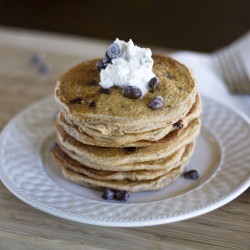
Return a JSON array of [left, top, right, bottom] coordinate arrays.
[[55, 55, 197, 131]]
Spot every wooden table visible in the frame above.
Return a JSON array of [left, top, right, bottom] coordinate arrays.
[[0, 27, 249, 250]]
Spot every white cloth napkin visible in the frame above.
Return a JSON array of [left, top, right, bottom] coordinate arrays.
[[171, 51, 250, 118]]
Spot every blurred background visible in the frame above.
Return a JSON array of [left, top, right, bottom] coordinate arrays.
[[0, 0, 249, 52]]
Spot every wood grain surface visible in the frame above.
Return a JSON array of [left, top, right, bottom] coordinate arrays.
[[0, 27, 249, 250]]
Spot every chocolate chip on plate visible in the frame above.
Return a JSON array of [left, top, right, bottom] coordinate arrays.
[[122, 86, 142, 99], [114, 190, 131, 201], [31, 53, 43, 64], [69, 97, 83, 104], [148, 96, 164, 110], [86, 80, 98, 86], [183, 170, 200, 180], [149, 77, 160, 92], [173, 121, 183, 129], [38, 63, 52, 74], [108, 43, 121, 59], [98, 88, 111, 94], [102, 188, 115, 200]]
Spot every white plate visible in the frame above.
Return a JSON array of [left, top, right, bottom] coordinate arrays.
[[0, 96, 249, 227]]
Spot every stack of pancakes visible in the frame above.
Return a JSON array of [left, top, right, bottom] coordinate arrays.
[[53, 55, 201, 192]]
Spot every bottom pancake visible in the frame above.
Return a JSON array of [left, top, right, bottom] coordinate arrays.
[[52, 144, 190, 192]]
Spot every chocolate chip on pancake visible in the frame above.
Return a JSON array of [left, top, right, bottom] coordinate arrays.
[[86, 80, 98, 86], [96, 60, 107, 71], [149, 77, 160, 92], [173, 121, 184, 129], [166, 74, 174, 80], [98, 88, 111, 95], [69, 97, 83, 104], [148, 96, 164, 110], [88, 101, 97, 108], [122, 86, 142, 99], [123, 147, 136, 154]]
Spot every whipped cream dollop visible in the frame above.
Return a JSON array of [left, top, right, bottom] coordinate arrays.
[[99, 39, 156, 97]]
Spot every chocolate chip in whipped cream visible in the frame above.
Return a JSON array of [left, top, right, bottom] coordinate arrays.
[[108, 43, 121, 59], [103, 51, 112, 65], [149, 77, 160, 92], [96, 60, 107, 71], [122, 86, 142, 99], [148, 96, 164, 110], [69, 97, 83, 104]]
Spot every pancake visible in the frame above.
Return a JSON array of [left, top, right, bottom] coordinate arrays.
[[56, 118, 201, 171], [60, 163, 186, 192], [58, 94, 201, 147], [54, 55, 197, 138], [52, 142, 194, 181]]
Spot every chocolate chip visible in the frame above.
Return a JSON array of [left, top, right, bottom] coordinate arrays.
[[173, 121, 183, 129], [184, 170, 200, 180], [88, 101, 96, 108], [103, 51, 112, 65], [38, 63, 52, 74], [123, 147, 136, 154], [96, 60, 107, 71], [114, 190, 130, 201], [108, 43, 121, 59], [98, 88, 111, 94], [122, 86, 142, 99], [149, 77, 160, 92], [69, 97, 83, 104], [86, 80, 98, 86], [102, 188, 115, 200], [31, 53, 43, 64], [148, 96, 164, 110], [166, 74, 174, 80]]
